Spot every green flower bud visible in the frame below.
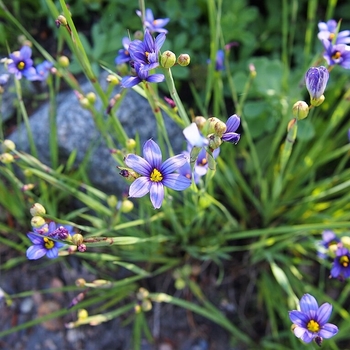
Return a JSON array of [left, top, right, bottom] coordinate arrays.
[[31, 216, 46, 228], [23, 169, 33, 177], [126, 138, 136, 151], [3, 139, 15, 152], [75, 278, 86, 287], [121, 199, 134, 213], [161, 50, 176, 68], [177, 54, 190, 67], [310, 94, 325, 107], [292, 101, 309, 120], [208, 134, 222, 150], [207, 117, 227, 137], [137, 287, 149, 300], [72, 233, 84, 246], [107, 195, 118, 208], [30, 203, 46, 217], [79, 97, 90, 109], [141, 299, 152, 312], [86, 92, 96, 104], [194, 116, 207, 131], [134, 30, 143, 40], [0, 153, 14, 164], [57, 15, 68, 26], [106, 74, 119, 85], [58, 56, 70, 68]]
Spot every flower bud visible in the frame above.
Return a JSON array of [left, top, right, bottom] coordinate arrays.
[[126, 138, 136, 151], [79, 97, 90, 109], [30, 203, 46, 217], [106, 74, 119, 85], [2, 139, 15, 152], [194, 116, 207, 131], [177, 54, 190, 66], [21, 183, 35, 191], [310, 95, 325, 107], [208, 134, 222, 150], [107, 195, 118, 208], [121, 199, 134, 213], [31, 216, 46, 228], [305, 66, 329, 104], [118, 167, 140, 181], [58, 56, 70, 68], [0, 153, 14, 164], [77, 244, 87, 252], [57, 15, 68, 26], [292, 101, 309, 120], [134, 30, 143, 40], [72, 233, 84, 246], [77, 309, 88, 320], [141, 299, 152, 312], [207, 117, 227, 137], [75, 278, 86, 287], [23, 169, 33, 177], [161, 50, 176, 68], [249, 63, 257, 78], [86, 92, 96, 104], [136, 287, 149, 300]]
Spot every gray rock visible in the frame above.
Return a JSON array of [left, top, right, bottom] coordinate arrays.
[[9, 76, 184, 194]]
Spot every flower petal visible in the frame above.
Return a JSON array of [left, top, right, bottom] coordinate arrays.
[[121, 76, 142, 88], [162, 173, 191, 191], [124, 154, 152, 176], [146, 74, 165, 83], [161, 154, 188, 174], [143, 140, 162, 168], [319, 323, 338, 339], [221, 132, 240, 144], [26, 245, 47, 260], [226, 114, 240, 132], [316, 303, 332, 325], [46, 247, 59, 259], [293, 326, 308, 341], [149, 182, 164, 209], [155, 33, 166, 50], [299, 294, 319, 315], [289, 311, 309, 327], [183, 123, 208, 147], [27, 233, 43, 245], [129, 177, 151, 198]]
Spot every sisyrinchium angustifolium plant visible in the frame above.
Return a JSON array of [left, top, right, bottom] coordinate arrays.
[[1, 0, 350, 348]]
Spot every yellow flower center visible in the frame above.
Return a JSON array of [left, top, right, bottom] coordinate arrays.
[[150, 168, 163, 182], [17, 61, 25, 70], [340, 255, 349, 267], [329, 33, 335, 40], [332, 51, 341, 60], [43, 237, 54, 249], [307, 320, 320, 333], [200, 158, 208, 166]]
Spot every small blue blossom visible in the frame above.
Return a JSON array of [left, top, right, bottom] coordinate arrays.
[[136, 8, 169, 34], [7, 46, 37, 80], [322, 40, 350, 68], [183, 123, 209, 147], [330, 247, 350, 280], [115, 37, 131, 65], [318, 19, 350, 44], [121, 62, 164, 88], [305, 66, 329, 100], [124, 139, 191, 209], [0, 74, 10, 87], [289, 294, 338, 344], [222, 114, 241, 144], [128, 30, 166, 71], [317, 230, 340, 259], [26, 222, 65, 260], [215, 50, 225, 71], [25, 60, 53, 81]]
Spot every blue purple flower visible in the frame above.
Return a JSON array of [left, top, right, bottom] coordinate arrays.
[[215, 50, 225, 71], [26, 222, 66, 260], [183, 123, 208, 147], [136, 8, 169, 34], [115, 37, 131, 65], [289, 293, 338, 344], [124, 139, 191, 209], [317, 230, 340, 259], [7, 46, 37, 80], [318, 19, 350, 44], [330, 247, 350, 279], [25, 60, 53, 81], [305, 66, 329, 100], [222, 114, 241, 144], [322, 40, 350, 68], [121, 62, 164, 88], [128, 30, 166, 72]]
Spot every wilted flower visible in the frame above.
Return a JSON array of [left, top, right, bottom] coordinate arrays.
[[318, 19, 350, 44], [121, 62, 164, 88], [128, 30, 165, 71], [136, 8, 169, 34], [7, 46, 37, 80], [26, 222, 65, 260], [305, 66, 329, 104], [115, 37, 131, 65], [330, 247, 350, 280], [289, 293, 338, 344], [322, 40, 350, 69], [124, 139, 191, 209], [221, 114, 241, 144]]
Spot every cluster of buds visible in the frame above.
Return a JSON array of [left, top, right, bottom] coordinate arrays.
[[160, 51, 191, 68], [135, 287, 152, 313], [0, 139, 16, 164], [74, 91, 96, 109]]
